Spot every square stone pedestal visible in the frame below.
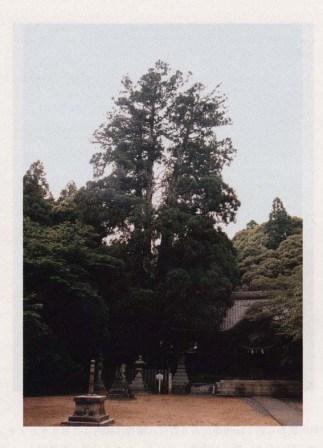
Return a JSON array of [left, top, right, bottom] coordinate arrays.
[[61, 394, 114, 426]]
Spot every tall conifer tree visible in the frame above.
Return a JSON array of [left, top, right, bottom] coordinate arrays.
[[91, 61, 240, 346]]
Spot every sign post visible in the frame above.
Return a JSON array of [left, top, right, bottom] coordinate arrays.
[[156, 371, 164, 394]]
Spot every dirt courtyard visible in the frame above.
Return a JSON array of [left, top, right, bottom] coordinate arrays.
[[24, 394, 279, 426]]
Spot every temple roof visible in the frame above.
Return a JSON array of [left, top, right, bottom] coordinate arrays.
[[220, 290, 278, 332]]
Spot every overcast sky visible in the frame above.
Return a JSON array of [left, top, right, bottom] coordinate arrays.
[[19, 24, 304, 237]]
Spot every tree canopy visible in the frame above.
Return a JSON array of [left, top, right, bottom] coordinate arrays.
[[23, 163, 123, 394], [24, 62, 241, 393], [232, 199, 302, 372], [90, 61, 240, 347]]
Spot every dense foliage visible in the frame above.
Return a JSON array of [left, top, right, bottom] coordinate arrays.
[[232, 198, 302, 375], [24, 63, 240, 393], [23, 162, 125, 394]]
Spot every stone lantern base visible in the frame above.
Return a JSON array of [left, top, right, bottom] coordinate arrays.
[[108, 370, 135, 400], [108, 383, 135, 400], [172, 357, 190, 394], [61, 394, 114, 426], [130, 371, 146, 394]]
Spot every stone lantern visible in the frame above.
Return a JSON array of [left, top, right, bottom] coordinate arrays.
[[108, 364, 134, 399], [130, 355, 146, 393]]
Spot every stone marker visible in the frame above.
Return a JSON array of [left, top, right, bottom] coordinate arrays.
[[130, 355, 146, 394], [94, 355, 107, 395], [108, 364, 134, 400], [62, 359, 114, 426], [172, 356, 190, 394]]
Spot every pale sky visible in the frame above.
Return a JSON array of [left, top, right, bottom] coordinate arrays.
[[19, 24, 304, 237]]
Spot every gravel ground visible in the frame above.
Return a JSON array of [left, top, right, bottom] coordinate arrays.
[[24, 394, 279, 426], [281, 399, 303, 411]]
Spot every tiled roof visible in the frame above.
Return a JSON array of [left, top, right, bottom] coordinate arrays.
[[220, 290, 277, 331]]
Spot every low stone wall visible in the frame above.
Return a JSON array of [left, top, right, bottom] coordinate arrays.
[[216, 379, 301, 398], [190, 383, 215, 395]]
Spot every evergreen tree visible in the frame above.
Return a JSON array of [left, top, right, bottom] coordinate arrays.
[[265, 197, 293, 249], [92, 61, 185, 284], [23, 160, 53, 225], [91, 61, 240, 349]]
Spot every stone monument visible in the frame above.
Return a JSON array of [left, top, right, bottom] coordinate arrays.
[[61, 359, 114, 426], [172, 355, 190, 394], [108, 364, 134, 399], [94, 355, 107, 395], [129, 355, 146, 393]]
